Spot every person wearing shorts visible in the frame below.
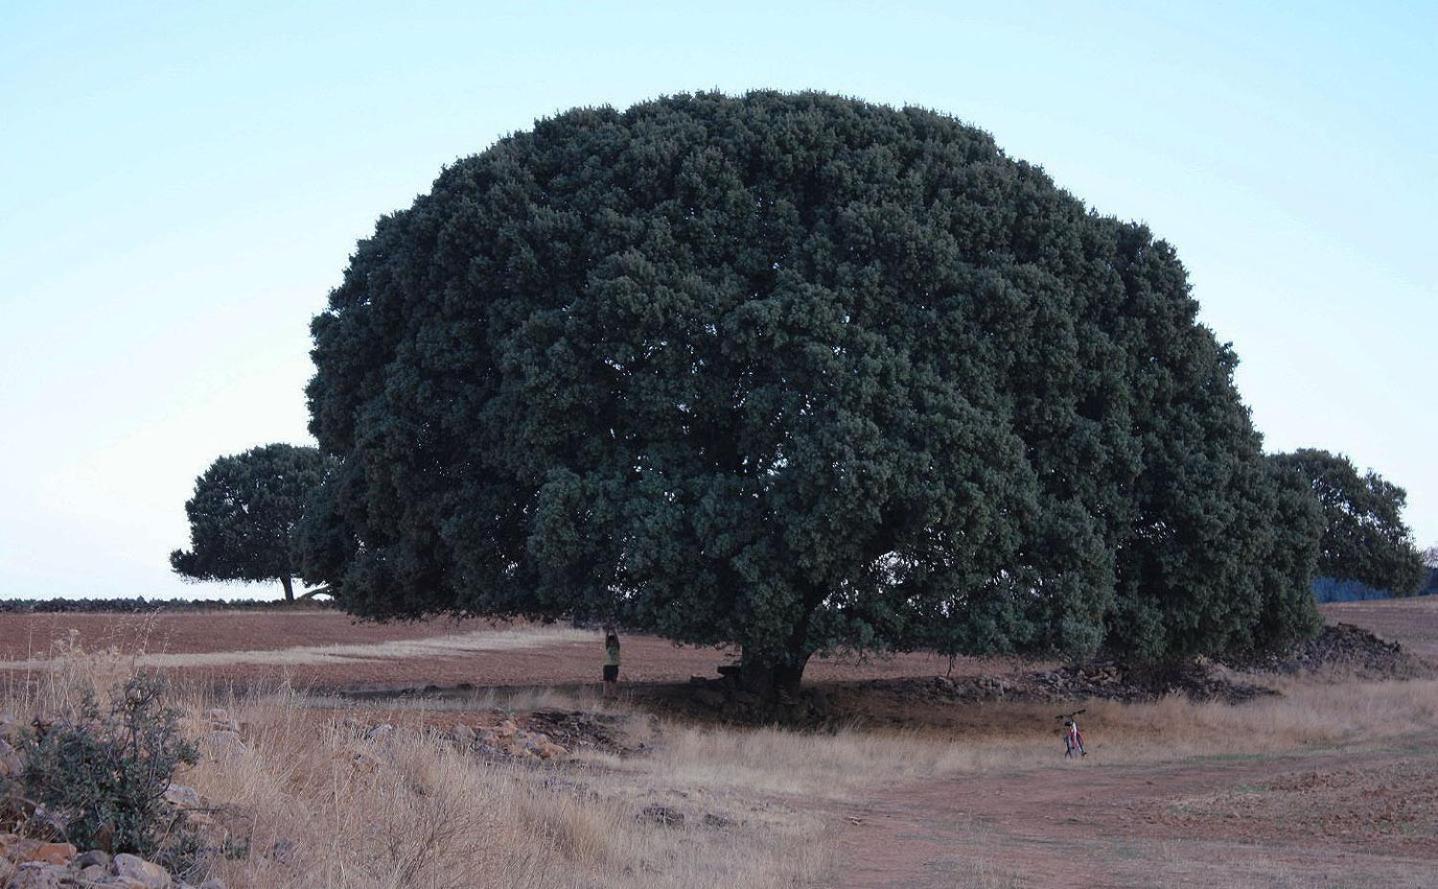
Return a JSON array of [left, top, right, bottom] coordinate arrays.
[[602, 630, 621, 698]]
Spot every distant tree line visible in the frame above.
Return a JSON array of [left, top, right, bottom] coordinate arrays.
[[0, 596, 335, 615]]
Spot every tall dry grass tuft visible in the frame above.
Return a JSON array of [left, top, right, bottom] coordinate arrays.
[[4, 627, 159, 718], [179, 690, 830, 889]]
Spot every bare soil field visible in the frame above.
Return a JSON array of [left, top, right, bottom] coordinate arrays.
[[0, 608, 968, 690]]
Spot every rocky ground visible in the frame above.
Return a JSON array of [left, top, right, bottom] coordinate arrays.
[[0, 842, 219, 889], [1234, 621, 1430, 677], [335, 706, 646, 764]]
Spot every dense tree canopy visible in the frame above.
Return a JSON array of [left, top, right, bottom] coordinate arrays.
[[171, 443, 332, 601], [1271, 449, 1425, 595], [300, 91, 1321, 689]]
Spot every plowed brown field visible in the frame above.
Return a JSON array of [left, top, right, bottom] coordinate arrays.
[[0, 607, 971, 690], [2, 595, 1431, 693]]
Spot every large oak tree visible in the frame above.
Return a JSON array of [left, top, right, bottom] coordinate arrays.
[[299, 91, 1321, 690]]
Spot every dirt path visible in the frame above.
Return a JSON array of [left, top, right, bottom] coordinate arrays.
[[825, 744, 1438, 889]]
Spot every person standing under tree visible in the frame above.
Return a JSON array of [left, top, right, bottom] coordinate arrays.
[[602, 628, 621, 699]]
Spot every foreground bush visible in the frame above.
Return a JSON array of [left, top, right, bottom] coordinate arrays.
[[17, 675, 200, 869]]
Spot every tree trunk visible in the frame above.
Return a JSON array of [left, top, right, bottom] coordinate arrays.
[[737, 649, 812, 699], [280, 575, 294, 602], [737, 587, 821, 699]]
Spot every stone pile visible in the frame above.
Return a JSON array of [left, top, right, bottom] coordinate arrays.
[[857, 660, 1280, 709], [1230, 623, 1427, 678], [0, 838, 224, 889], [342, 717, 570, 762], [523, 710, 634, 755], [199, 710, 247, 761], [454, 718, 567, 760]]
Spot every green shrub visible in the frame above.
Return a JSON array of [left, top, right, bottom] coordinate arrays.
[[19, 674, 200, 867]]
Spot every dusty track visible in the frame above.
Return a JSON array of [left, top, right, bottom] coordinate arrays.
[[827, 742, 1438, 888]]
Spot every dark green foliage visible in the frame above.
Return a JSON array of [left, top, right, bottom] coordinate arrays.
[[301, 91, 1320, 686], [1272, 448, 1425, 595], [171, 443, 332, 601], [19, 675, 200, 867]]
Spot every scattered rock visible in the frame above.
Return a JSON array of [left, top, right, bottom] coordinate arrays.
[[701, 812, 735, 828], [525, 737, 566, 760], [854, 660, 1279, 708], [73, 850, 110, 870], [524, 710, 633, 754], [205, 708, 241, 732], [164, 783, 203, 808], [364, 723, 395, 743], [451, 723, 476, 746], [7, 861, 62, 889], [24, 842, 75, 865], [203, 730, 247, 759], [113, 852, 173, 888], [638, 804, 684, 827]]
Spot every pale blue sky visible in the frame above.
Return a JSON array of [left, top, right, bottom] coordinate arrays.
[[1, 1, 1433, 598]]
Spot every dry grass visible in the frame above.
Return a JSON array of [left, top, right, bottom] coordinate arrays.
[[1072, 676, 1438, 758], [1, 639, 826, 889], [179, 691, 828, 889], [596, 676, 1438, 807]]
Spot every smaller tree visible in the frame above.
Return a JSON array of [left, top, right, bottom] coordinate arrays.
[[1271, 449, 1425, 595], [170, 443, 331, 601]]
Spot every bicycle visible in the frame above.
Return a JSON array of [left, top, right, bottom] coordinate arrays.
[[1057, 709, 1087, 758]]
